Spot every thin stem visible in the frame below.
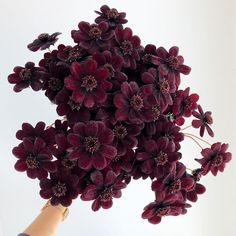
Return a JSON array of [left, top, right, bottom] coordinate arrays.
[[183, 133, 211, 146], [184, 134, 204, 149], [48, 48, 52, 53], [180, 125, 192, 131]]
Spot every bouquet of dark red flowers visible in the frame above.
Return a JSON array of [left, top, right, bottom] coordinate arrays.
[[8, 5, 232, 224]]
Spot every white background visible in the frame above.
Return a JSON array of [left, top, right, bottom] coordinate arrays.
[[0, 0, 235, 235]]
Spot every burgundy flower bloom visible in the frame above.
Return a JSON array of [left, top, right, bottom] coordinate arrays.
[[16, 121, 55, 146], [8, 62, 46, 92], [71, 21, 114, 53], [142, 193, 191, 224], [64, 59, 111, 108], [152, 46, 191, 86], [95, 5, 128, 27], [55, 89, 91, 125], [92, 51, 127, 90], [142, 68, 176, 112], [152, 162, 194, 199], [136, 138, 181, 179], [54, 119, 69, 135], [192, 105, 214, 137], [13, 137, 57, 179], [81, 170, 126, 211], [185, 181, 206, 202], [67, 121, 117, 170], [114, 27, 141, 69], [172, 87, 199, 125], [27, 32, 61, 52], [114, 81, 152, 124], [112, 122, 141, 155], [39, 50, 59, 70], [195, 142, 232, 176], [57, 44, 87, 63], [39, 170, 79, 206]]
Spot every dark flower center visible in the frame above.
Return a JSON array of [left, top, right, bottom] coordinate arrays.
[[52, 181, 67, 197], [106, 8, 119, 19], [169, 179, 182, 193], [157, 206, 171, 217], [48, 77, 63, 91], [81, 75, 97, 92], [99, 188, 113, 202], [192, 168, 202, 181], [25, 154, 39, 169], [212, 155, 223, 167], [182, 98, 191, 110], [159, 79, 170, 94], [121, 40, 133, 55], [61, 158, 77, 169], [156, 151, 168, 165], [20, 69, 32, 81], [152, 105, 161, 121], [89, 27, 102, 39], [67, 98, 81, 111], [130, 95, 144, 111], [166, 56, 179, 70], [38, 33, 49, 42], [142, 53, 152, 64], [112, 155, 121, 163], [104, 63, 115, 78], [113, 124, 128, 139], [84, 136, 100, 153], [67, 47, 83, 62]]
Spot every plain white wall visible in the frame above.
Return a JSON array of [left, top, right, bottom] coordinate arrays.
[[0, 0, 235, 235]]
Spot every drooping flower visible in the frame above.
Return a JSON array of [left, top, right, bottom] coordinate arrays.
[[142, 193, 191, 224], [64, 59, 112, 108], [8, 62, 46, 92], [192, 105, 214, 137], [27, 32, 61, 52], [152, 46, 191, 86], [95, 5, 128, 27], [114, 27, 141, 69], [71, 21, 114, 53], [13, 137, 57, 179], [195, 142, 232, 176], [39, 170, 79, 206], [81, 170, 126, 211], [67, 121, 117, 170]]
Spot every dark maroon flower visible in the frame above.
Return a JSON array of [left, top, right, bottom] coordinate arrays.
[[64, 59, 111, 108], [114, 27, 141, 69], [57, 44, 87, 63], [16, 121, 55, 146], [67, 121, 117, 170], [81, 170, 126, 211], [71, 21, 114, 53], [54, 119, 69, 135], [112, 122, 141, 155], [192, 105, 214, 137], [27, 32, 61, 52], [152, 46, 191, 86], [13, 137, 57, 179], [55, 89, 91, 125], [39, 50, 59, 70], [172, 87, 199, 125], [110, 148, 135, 174], [185, 181, 206, 202], [95, 5, 128, 27], [92, 51, 127, 90], [195, 142, 232, 176], [136, 138, 181, 179], [142, 193, 191, 224], [114, 82, 152, 124], [39, 170, 79, 206], [142, 68, 176, 112], [152, 162, 194, 199], [8, 62, 46, 92]]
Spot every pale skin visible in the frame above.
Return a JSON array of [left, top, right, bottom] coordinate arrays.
[[22, 202, 68, 236]]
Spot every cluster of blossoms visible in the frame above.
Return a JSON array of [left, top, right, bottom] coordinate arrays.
[[8, 5, 232, 224]]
